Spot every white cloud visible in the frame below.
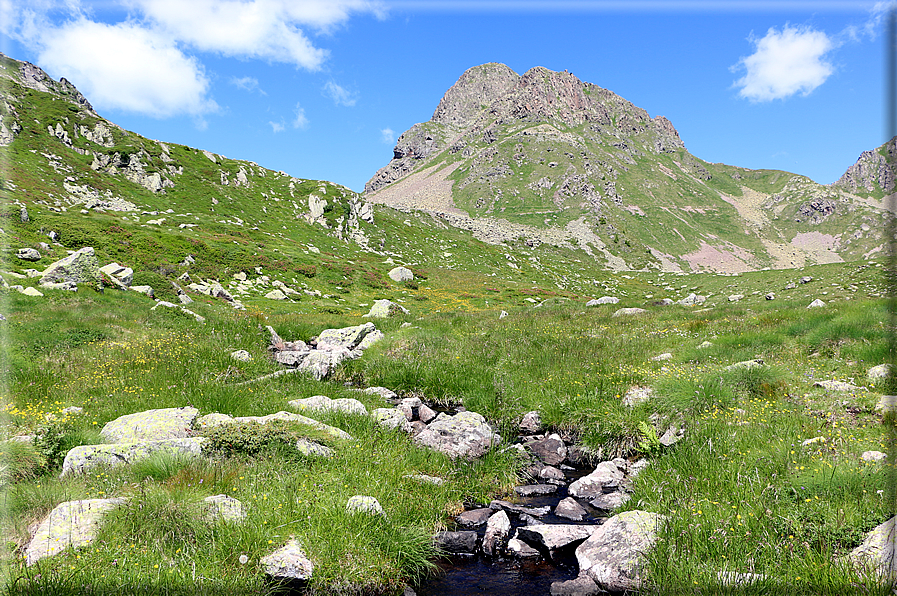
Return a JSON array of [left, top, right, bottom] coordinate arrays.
[[37, 18, 216, 117], [293, 102, 309, 129], [732, 25, 835, 102], [323, 80, 357, 106], [380, 127, 395, 144], [269, 119, 286, 133], [127, 0, 383, 70], [231, 76, 265, 94]]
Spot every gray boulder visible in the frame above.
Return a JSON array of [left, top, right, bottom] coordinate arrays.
[[677, 293, 706, 306], [586, 296, 619, 306], [515, 484, 558, 497], [61, 437, 206, 476], [868, 364, 893, 381], [364, 386, 397, 400], [16, 248, 40, 261], [203, 495, 246, 522], [457, 508, 493, 528], [295, 438, 333, 458], [388, 266, 414, 282], [316, 322, 376, 350], [807, 299, 826, 308], [366, 299, 409, 318], [197, 411, 352, 441], [612, 308, 646, 317], [590, 491, 630, 511], [622, 386, 652, 407], [289, 395, 368, 416], [550, 576, 602, 596], [482, 510, 511, 556], [99, 262, 133, 286], [575, 510, 666, 591], [569, 461, 624, 498], [849, 516, 897, 580], [41, 247, 101, 286], [508, 536, 541, 559], [261, 539, 314, 582], [814, 379, 863, 392], [555, 497, 588, 521], [25, 498, 127, 565], [516, 524, 598, 559], [519, 410, 543, 433], [414, 411, 501, 459], [347, 495, 385, 516], [372, 408, 413, 433], [230, 349, 252, 362], [101, 407, 198, 443], [435, 531, 478, 554], [530, 433, 567, 465]]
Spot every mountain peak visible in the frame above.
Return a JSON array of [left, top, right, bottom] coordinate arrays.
[[432, 62, 519, 127]]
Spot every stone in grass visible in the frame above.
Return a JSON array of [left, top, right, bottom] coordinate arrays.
[[261, 538, 314, 584], [519, 410, 543, 433], [372, 408, 413, 433], [650, 353, 672, 362], [16, 248, 41, 261], [555, 497, 588, 521], [724, 359, 764, 371], [364, 386, 397, 400], [862, 451, 887, 462], [612, 307, 646, 317], [25, 498, 127, 565], [575, 510, 666, 591], [265, 289, 288, 300], [346, 495, 385, 516], [622, 386, 653, 407], [849, 516, 897, 580], [807, 299, 826, 308], [196, 411, 353, 441], [230, 350, 252, 362], [61, 437, 206, 477], [366, 299, 409, 318], [203, 494, 246, 522], [814, 379, 863, 392], [403, 474, 445, 486], [414, 411, 502, 459], [295, 438, 333, 458], [20, 287, 43, 297], [315, 322, 376, 350], [388, 266, 414, 282], [289, 395, 368, 416], [41, 247, 100, 286], [868, 364, 893, 381], [100, 407, 199, 443], [482, 510, 511, 556], [568, 461, 624, 498]]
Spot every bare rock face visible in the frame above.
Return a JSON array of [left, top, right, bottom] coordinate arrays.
[[575, 510, 666, 591], [835, 137, 896, 194], [431, 62, 520, 127], [61, 438, 206, 476]]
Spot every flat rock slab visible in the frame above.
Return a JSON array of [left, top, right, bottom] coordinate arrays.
[[568, 461, 624, 498], [197, 411, 352, 441], [590, 491, 630, 511], [261, 538, 314, 582], [490, 500, 550, 518], [295, 438, 333, 458], [26, 498, 127, 565], [550, 575, 602, 596], [508, 536, 541, 559], [41, 246, 100, 286], [612, 308, 646, 317], [61, 437, 206, 476], [101, 407, 199, 443], [814, 380, 863, 392], [414, 411, 501, 459], [457, 508, 493, 527], [435, 531, 478, 554], [514, 484, 558, 497], [575, 510, 666, 591], [289, 395, 368, 416], [516, 524, 598, 556]]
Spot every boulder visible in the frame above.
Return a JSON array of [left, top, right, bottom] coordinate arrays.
[[60, 437, 206, 476], [356, 329, 385, 352], [261, 539, 314, 583], [515, 484, 558, 497], [388, 266, 414, 282], [555, 497, 588, 521], [814, 380, 863, 392], [99, 262, 133, 286], [295, 438, 333, 458], [297, 350, 332, 380], [100, 407, 198, 443], [130, 285, 154, 298], [677, 293, 706, 306], [590, 491, 630, 511], [364, 386, 398, 400], [418, 404, 437, 423], [612, 308, 646, 317], [372, 408, 413, 433], [507, 536, 541, 559], [849, 516, 896, 580], [19, 287, 43, 297], [575, 510, 666, 591], [203, 494, 246, 522], [550, 576, 602, 596], [540, 466, 566, 483], [414, 411, 501, 459], [16, 248, 40, 261], [568, 461, 624, 498], [800, 276, 813, 284], [457, 508, 493, 528], [765, 292, 775, 301], [519, 410, 543, 433], [482, 510, 511, 556], [41, 247, 101, 286], [530, 433, 567, 465], [403, 474, 444, 485], [862, 451, 887, 462], [724, 359, 764, 371], [516, 524, 598, 558], [650, 353, 672, 361], [622, 386, 652, 407], [265, 289, 287, 300], [868, 364, 894, 381], [727, 294, 743, 302], [197, 411, 352, 440], [366, 299, 409, 318], [346, 495, 384, 516], [490, 500, 550, 518], [316, 322, 376, 350], [289, 395, 368, 416], [275, 350, 309, 367], [807, 299, 826, 308], [230, 349, 252, 362], [25, 498, 127, 565], [435, 531, 478, 555]]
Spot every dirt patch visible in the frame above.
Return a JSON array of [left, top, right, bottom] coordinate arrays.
[[367, 162, 466, 215], [717, 186, 771, 228]]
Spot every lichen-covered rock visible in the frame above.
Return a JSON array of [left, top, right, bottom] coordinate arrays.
[[99, 262, 133, 286], [41, 247, 101, 286], [849, 516, 896, 580], [16, 248, 40, 261], [265, 289, 287, 300], [868, 364, 893, 381], [555, 497, 588, 521], [575, 510, 666, 591], [388, 266, 414, 282], [364, 386, 397, 400], [414, 411, 501, 458], [346, 495, 384, 516], [366, 299, 409, 318], [61, 438, 206, 476], [297, 350, 332, 380], [261, 538, 314, 582], [25, 498, 127, 565], [295, 438, 333, 458], [814, 379, 863, 392], [230, 349, 252, 362], [519, 410, 543, 433], [589, 491, 630, 511], [372, 408, 413, 433], [100, 407, 198, 443], [356, 329, 385, 352], [203, 494, 246, 522], [316, 322, 376, 350], [568, 461, 624, 498], [612, 308, 646, 317]]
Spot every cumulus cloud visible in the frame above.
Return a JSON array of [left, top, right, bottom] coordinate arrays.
[[380, 127, 395, 144], [231, 76, 265, 94], [37, 18, 216, 117], [323, 80, 357, 106], [2, 0, 382, 118], [732, 25, 835, 102], [293, 102, 309, 129], [269, 119, 286, 133]]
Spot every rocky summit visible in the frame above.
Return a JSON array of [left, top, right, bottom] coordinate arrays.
[[366, 62, 892, 273]]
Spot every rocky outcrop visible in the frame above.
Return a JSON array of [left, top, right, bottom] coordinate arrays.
[[834, 138, 896, 195], [261, 539, 314, 583], [267, 323, 384, 380]]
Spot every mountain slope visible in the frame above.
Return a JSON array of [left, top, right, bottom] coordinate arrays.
[[366, 63, 890, 272]]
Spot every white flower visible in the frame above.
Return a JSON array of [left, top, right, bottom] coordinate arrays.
[[238, 554, 248, 565]]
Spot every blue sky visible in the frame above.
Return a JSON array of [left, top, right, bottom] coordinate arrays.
[[0, 1, 890, 192]]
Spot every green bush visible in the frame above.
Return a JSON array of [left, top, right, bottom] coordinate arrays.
[[131, 270, 179, 302], [201, 421, 304, 457]]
